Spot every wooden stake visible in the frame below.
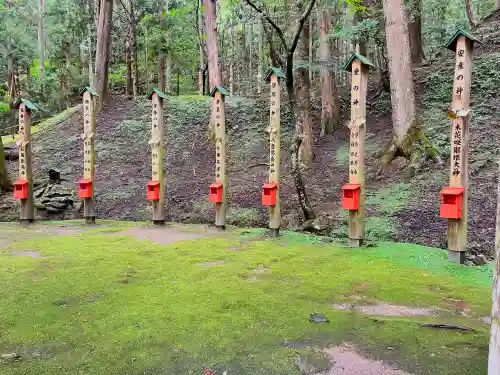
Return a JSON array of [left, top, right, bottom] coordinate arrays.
[[347, 59, 369, 247], [18, 103, 34, 223], [150, 92, 165, 225], [446, 34, 475, 263], [213, 89, 227, 229], [489, 157, 500, 374], [268, 73, 281, 236], [82, 91, 96, 224]]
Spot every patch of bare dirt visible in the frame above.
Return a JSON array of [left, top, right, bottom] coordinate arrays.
[[11, 250, 42, 258], [331, 302, 437, 317], [111, 226, 216, 245], [199, 260, 225, 267], [316, 344, 413, 375]]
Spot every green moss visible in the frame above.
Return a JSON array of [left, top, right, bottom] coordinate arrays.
[[2, 105, 81, 145], [0, 222, 491, 375], [227, 207, 261, 226], [367, 182, 412, 215]]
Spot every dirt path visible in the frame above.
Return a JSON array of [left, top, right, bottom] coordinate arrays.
[[109, 225, 218, 245], [318, 345, 413, 375]]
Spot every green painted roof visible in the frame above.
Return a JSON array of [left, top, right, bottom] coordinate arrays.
[[13, 98, 38, 111], [78, 86, 99, 97], [445, 29, 481, 52], [210, 85, 230, 97], [147, 88, 169, 100], [264, 67, 286, 83], [343, 53, 374, 72]]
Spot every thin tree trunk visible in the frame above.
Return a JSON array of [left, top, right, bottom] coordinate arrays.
[[295, 15, 314, 167], [166, 55, 171, 93], [125, 38, 133, 97], [408, 0, 424, 64], [309, 11, 313, 83], [318, 4, 339, 136], [196, 0, 206, 95], [131, 20, 138, 96], [38, 0, 45, 97], [87, 24, 94, 87], [257, 19, 263, 95], [144, 24, 149, 94], [94, 0, 114, 109], [489, 158, 500, 374], [465, 0, 475, 28], [0, 136, 11, 192]]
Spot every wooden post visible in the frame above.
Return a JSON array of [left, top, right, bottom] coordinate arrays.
[[264, 68, 285, 237], [14, 99, 37, 223], [443, 30, 479, 264], [343, 54, 372, 247], [147, 88, 167, 225], [210, 85, 229, 229], [80, 87, 98, 224], [489, 157, 500, 374]]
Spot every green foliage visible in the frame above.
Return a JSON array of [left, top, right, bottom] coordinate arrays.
[[0, 101, 9, 113]]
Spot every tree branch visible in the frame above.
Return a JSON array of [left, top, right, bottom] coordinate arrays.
[[242, 0, 288, 52], [289, 0, 316, 54]]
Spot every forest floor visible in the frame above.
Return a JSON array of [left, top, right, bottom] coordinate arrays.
[[1, 13, 500, 260], [0, 220, 493, 375]]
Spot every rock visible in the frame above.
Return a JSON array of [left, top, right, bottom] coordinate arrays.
[[309, 313, 329, 323], [475, 254, 488, 266], [46, 205, 65, 213], [44, 184, 73, 198], [302, 220, 321, 233], [1, 353, 20, 360], [46, 202, 68, 210]]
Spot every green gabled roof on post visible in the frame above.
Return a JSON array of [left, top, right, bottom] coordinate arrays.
[[343, 53, 374, 72], [210, 85, 230, 97], [147, 88, 169, 100], [264, 67, 286, 83], [445, 29, 481, 52], [78, 86, 99, 97], [13, 98, 38, 111]]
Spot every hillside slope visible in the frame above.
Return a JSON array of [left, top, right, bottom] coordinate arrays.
[[1, 11, 499, 258]]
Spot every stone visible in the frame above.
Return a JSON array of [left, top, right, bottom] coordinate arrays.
[[1, 353, 20, 360], [34, 188, 47, 199], [309, 313, 329, 323], [46, 201, 68, 210], [475, 254, 488, 266]]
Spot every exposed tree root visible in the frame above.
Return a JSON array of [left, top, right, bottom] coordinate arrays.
[[377, 122, 442, 178]]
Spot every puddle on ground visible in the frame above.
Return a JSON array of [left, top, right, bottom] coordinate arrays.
[[332, 302, 437, 317], [11, 250, 42, 258]]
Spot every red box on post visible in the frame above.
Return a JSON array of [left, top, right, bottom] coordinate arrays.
[[209, 182, 223, 203], [262, 182, 278, 207], [439, 187, 464, 219], [147, 180, 160, 201], [79, 179, 93, 199], [13, 179, 28, 200], [342, 184, 361, 210]]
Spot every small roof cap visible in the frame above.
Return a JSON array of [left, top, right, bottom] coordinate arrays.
[[343, 53, 374, 72], [445, 29, 481, 52]]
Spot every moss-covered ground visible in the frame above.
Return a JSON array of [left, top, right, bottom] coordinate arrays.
[[0, 221, 492, 374]]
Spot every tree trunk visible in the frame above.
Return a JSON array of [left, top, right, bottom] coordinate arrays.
[[0, 137, 11, 193], [166, 55, 171, 93], [257, 19, 263, 95], [203, 0, 221, 89], [465, 0, 475, 28], [125, 38, 133, 98], [497, 0, 500, 10], [489, 157, 500, 374], [309, 11, 313, 83], [7, 42, 17, 137], [318, 4, 339, 136], [38, 0, 45, 96], [87, 23, 94, 88], [295, 16, 314, 167], [408, 0, 424, 64], [94, 0, 114, 109], [380, 0, 438, 175], [131, 21, 138, 96]]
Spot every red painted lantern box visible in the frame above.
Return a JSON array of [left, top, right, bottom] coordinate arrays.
[[79, 179, 93, 199], [209, 182, 223, 203], [147, 180, 161, 201], [342, 184, 361, 210], [13, 179, 28, 200], [262, 182, 278, 207], [439, 186, 464, 219]]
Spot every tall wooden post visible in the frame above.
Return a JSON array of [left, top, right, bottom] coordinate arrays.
[[13, 99, 37, 223], [147, 88, 168, 225], [79, 87, 98, 224], [342, 54, 373, 247], [489, 157, 500, 374], [209, 85, 229, 229], [442, 30, 479, 264], [264, 68, 285, 237]]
